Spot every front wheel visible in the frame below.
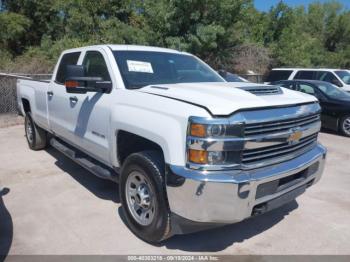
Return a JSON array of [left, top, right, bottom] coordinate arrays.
[[340, 115, 350, 137], [120, 151, 171, 243]]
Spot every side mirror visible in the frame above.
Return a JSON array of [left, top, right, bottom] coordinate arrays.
[[65, 65, 112, 94], [218, 69, 227, 79]]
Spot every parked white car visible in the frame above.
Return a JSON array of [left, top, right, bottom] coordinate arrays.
[[266, 68, 350, 92], [17, 45, 326, 242]]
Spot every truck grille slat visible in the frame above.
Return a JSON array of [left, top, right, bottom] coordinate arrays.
[[245, 114, 320, 136], [242, 134, 317, 164]]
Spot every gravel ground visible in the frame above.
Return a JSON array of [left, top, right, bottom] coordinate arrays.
[[0, 125, 349, 256]]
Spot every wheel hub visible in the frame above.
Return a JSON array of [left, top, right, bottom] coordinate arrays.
[[125, 171, 156, 226], [26, 120, 33, 143], [343, 117, 350, 135]]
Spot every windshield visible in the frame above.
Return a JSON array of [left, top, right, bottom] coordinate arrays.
[[335, 70, 350, 85], [113, 51, 224, 89], [317, 82, 350, 99]]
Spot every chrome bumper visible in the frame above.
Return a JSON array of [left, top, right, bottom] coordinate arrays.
[[166, 143, 326, 224]]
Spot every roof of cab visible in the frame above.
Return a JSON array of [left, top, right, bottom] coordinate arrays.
[[63, 44, 188, 55], [271, 68, 346, 71]]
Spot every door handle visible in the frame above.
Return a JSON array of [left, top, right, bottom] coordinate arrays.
[[69, 96, 78, 103], [47, 91, 54, 97]]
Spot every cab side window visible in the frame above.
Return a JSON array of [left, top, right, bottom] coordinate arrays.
[[55, 52, 81, 84], [83, 51, 111, 81], [294, 70, 315, 80]]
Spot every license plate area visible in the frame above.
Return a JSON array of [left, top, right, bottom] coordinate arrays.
[[252, 184, 307, 216], [255, 162, 319, 199]]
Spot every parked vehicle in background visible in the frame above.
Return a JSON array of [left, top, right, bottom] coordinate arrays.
[[266, 68, 350, 92], [17, 45, 327, 243], [272, 80, 350, 137], [223, 72, 249, 82]]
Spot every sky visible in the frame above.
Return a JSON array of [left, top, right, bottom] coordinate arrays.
[[254, 0, 350, 12]]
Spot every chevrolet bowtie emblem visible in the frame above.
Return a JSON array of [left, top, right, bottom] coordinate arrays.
[[288, 130, 303, 143]]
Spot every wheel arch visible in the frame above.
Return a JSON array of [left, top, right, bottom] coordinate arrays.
[[116, 130, 167, 167]]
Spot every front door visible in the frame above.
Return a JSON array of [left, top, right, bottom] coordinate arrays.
[[48, 49, 114, 165], [70, 50, 113, 164]]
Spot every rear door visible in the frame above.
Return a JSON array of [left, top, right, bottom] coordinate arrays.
[[48, 51, 81, 141]]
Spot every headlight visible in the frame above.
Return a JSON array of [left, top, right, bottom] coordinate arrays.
[[187, 117, 244, 170], [189, 123, 227, 137]]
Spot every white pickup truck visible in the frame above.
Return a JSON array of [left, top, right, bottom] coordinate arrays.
[[17, 45, 327, 243]]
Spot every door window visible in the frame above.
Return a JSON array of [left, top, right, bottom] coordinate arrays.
[[315, 71, 342, 87], [294, 70, 316, 80], [55, 52, 81, 84], [280, 82, 295, 90], [82, 51, 111, 81], [265, 70, 293, 82], [297, 84, 316, 95]]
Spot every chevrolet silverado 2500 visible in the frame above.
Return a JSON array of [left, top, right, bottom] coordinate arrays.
[[17, 45, 327, 243]]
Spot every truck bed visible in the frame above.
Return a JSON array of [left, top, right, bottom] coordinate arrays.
[[17, 78, 51, 130]]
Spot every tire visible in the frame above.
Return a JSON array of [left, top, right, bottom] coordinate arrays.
[[24, 112, 47, 150], [340, 115, 350, 137], [120, 151, 171, 243]]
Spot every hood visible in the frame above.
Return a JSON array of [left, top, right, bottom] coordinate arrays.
[[137, 82, 318, 116]]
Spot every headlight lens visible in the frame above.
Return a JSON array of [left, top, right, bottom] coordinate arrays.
[[188, 150, 228, 165], [189, 122, 241, 138], [188, 149, 208, 164], [187, 117, 243, 170], [190, 123, 207, 137]]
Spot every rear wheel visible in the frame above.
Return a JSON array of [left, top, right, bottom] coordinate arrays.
[[340, 115, 350, 137], [25, 112, 47, 150], [120, 151, 171, 243]]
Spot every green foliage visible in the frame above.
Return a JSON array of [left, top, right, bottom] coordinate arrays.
[[0, 11, 30, 53], [0, 0, 349, 73], [141, 0, 252, 67]]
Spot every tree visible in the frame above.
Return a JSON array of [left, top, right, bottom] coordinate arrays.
[[0, 11, 30, 54], [141, 0, 253, 68]]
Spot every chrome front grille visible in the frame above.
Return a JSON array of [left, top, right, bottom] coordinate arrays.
[[242, 133, 318, 165], [244, 113, 320, 136], [186, 102, 321, 171]]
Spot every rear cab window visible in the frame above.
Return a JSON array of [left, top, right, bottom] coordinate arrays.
[[55, 52, 81, 84], [266, 70, 293, 82]]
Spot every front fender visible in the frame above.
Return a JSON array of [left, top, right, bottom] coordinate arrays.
[[110, 90, 210, 167]]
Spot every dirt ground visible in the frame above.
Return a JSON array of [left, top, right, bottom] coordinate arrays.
[[0, 124, 349, 256]]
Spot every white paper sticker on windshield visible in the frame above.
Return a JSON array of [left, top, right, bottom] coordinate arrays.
[[127, 60, 153, 73]]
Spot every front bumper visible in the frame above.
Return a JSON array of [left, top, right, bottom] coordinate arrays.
[[166, 143, 326, 226]]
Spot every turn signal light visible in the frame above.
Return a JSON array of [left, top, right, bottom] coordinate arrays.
[[190, 123, 206, 137], [188, 149, 208, 164], [65, 80, 78, 88]]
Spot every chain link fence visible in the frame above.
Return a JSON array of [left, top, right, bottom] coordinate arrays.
[[0, 73, 51, 114]]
